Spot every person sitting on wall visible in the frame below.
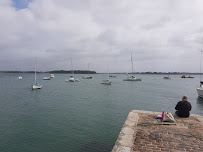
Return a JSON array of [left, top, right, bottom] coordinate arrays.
[[175, 95, 192, 118]]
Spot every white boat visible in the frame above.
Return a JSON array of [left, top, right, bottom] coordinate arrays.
[[82, 75, 92, 79], [197, 82, 203, 98], [65, 58, 80, 82], [43, 77, 51, 80], [32, 82, 43, 89], [82, 64, 92, 79], [123, 53, 141, 81], [197, 50, 203, 98], [50, 74, 55, 78], [101, 65, 112, 85], [66, 76, 80, 82], [17, 76, 22, 79], [32, 58, 43, 90], [101, 80, 112, 85]]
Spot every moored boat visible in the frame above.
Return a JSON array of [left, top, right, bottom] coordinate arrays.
[[50, 74, 55, 78], [17, 76, 22, 79], [43, 77, 51, 80], [101, 80, 112, 85], [82, 75, 92, 79], [66, 76, 80, 82], [197, 82, 203, 98], [123, 76, 141, 81], [65, 58, 80, 82], [197, 50, 203, 98], [123, 53, 141, 81], [32, 58, 43, 90], [181, 75, 194, 78], [163, 77, 171, 80], [32, 82, 43, 89]]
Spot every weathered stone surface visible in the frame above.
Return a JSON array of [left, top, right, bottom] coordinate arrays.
[[124, 120, 137, 127], [112, 145, 131, 152], [112, 110, 203, 152], [121, 127, 135, 135], [119, 134, 134, 147]]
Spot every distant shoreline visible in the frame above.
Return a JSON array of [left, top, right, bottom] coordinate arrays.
[[0, 70, 202, 75]]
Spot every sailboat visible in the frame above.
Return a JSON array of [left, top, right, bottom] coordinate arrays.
[[82, 64, 92, 79], [65, 58, 80, 82], [17, 76, 22, 79], [50, 74, 55, 78], [32, 58, 43, 90], [163, 73, 171, 80], [101, 65, 112, 85], [123, 53, 141, 81], [17, 68, 22, 79], [197, 51, 203, 98]]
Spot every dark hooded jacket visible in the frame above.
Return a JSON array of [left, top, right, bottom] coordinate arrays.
[[175, 101, 192, 118]]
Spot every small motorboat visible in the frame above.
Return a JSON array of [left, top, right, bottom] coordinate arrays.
[[101, 80, 112, 85], [50, 74, 55, 78], [163, 77, 171, 80], [17, 76, 22, 79], [82, 75, 92, 79], [43, 77, 51, 80]]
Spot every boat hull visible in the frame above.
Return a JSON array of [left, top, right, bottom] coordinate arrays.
[[82, 76, 92, 79], [123, 78, 141, 81], [43, 77, 51, 80], [32, 84, 43, 90], [50, 74, 55, 78], [17, 76, 22, 79], [65, 78, 80, 82], [197, 87, 203, 98], [101, 80, 112, 85]]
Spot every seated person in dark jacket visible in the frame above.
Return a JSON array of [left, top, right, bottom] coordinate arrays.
[[175, 96, 192, 118]]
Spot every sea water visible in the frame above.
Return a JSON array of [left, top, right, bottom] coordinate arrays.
[[0, 73, 202, 152]]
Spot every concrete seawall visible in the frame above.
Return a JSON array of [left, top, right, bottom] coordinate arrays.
[[112, 110, 203, 152]]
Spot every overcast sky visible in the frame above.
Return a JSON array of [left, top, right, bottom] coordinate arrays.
[[0, 0, 203, 73]]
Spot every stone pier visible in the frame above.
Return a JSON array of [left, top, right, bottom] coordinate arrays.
[[112, 110, 203, 152]]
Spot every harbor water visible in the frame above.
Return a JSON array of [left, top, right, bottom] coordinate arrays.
[[0, 73, 203, 152]]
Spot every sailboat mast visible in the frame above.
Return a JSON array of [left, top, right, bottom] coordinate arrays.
[[71, 58, 74, 75], [35, 58, 37, 83], [88, 63, 89, 75], [107, 64, 109, 80], [200, 50, 203, 82], [131, 53, 134, 73]]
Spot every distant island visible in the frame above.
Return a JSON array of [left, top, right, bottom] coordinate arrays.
[[0, 70, 96, 74], [0, 71, 201, 75]]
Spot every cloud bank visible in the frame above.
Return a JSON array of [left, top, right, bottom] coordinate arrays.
[[0, 0, 203, 72]]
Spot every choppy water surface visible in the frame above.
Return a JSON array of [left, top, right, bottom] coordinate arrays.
[[0, 73, 203, 152]]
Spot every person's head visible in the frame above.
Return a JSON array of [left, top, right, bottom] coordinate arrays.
[[182, 95, 188, 101]]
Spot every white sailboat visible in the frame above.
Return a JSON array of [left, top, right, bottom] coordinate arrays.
[[17, 68, 22, 79], [82, 64, 92, 79], [50, 74, 55, 78], [123, 53, 141, 81], [101, 65, 112, 85], [17, 76, 22, 79], [197, 50, 203, 98], [32, 58, 43, 90], [65, 58, 80, 82]]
